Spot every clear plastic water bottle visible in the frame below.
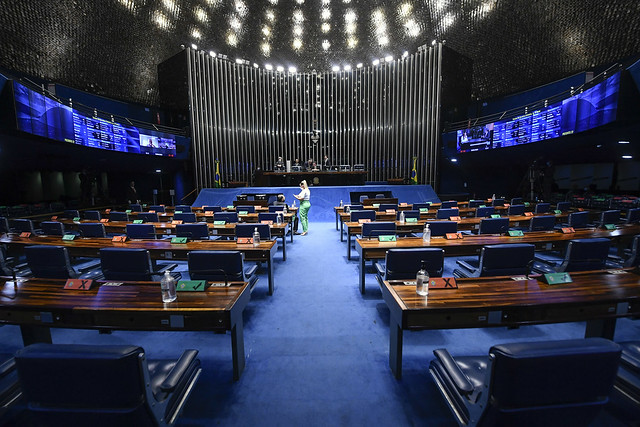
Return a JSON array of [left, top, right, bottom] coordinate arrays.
[[416, 260, 429, 297], [283, 204, 288, 215], [345, 205, 350, 214], [292, 200, 296, 208], [161, 270, 177, 303], [340, 199, 343, 207], [276, 212, 283, 224], [423, 223, 431, 244], [253, 227, 260, 246], [399, 210, 405, 223]]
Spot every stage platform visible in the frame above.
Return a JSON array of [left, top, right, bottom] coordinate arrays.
[[193, 185, 439, 222]]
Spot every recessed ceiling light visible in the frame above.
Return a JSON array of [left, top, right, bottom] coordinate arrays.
[[356, 63, 363, 68], [332, 65, 340, 72], [618, 141, 630, 144], [372, 59, 380, 66], [265, 64, 273, 70], [276, 65, 284, 72], [450, 158, 457, 163], [622, 155, 633, 159], [385, 55, 393, 62], [209, 51, 216, 57], [191, 43, 198, 49], [344, 65, 351, 71], [288, 66, 297, 73]]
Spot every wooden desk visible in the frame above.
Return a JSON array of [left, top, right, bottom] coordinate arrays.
[[355, 224, 640, 293], [1, 234, 278, 295], [0, 277, 250, 380], [381, 268, 640, 379]]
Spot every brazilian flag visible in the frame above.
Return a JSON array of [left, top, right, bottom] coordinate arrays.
[[214, 160, 221, 188], [410, 157, 418, 185]]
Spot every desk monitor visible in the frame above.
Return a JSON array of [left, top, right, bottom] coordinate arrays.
[[291, 165, 303, 172], [353, 164, 365, 171], [340, 165, 351, 171]]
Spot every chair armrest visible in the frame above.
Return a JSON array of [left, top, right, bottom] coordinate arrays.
[[533, 254, 557, 266], [157, 263, 179, 273], [433, 349, 474, 395], [0, 357, 15, 377], [452, 268, 470, 278], [455, 259, 477, 273], [374, 262, 386, 277], [159, 349, 199, 392], [244, 264, 258, 278], [78, 260, 102, 273]]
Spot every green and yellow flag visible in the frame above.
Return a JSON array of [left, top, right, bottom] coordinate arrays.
[[214, 160, 221, 188], [410, 157, 418, 185]]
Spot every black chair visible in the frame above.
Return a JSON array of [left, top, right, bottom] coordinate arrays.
[[468, 200, 484, 208], [173, 212, 196, 223], [236, 223, 271, 240], [427, 221, 458, 237], [236, 205, 256, 213], [375, 248, 444, 286], [477, 218, 509, 235], [149, 205, 166, 213], [109, 211, 130, 222], [137, 212, 159, 223], [362, 222, 396, 238], [126, 224, 157, 240], [453, 243, 535, 278], [398, 210, 420, 221], [268, 206, 285, 213], [14, 343, 201, 427], [596, 209, 621, 226], [626, 208, 640, 224], [528, 215, 556, 232], [507, 204, 525, 216], [610, 340, 640, 423], [258, 212, 279, 223], [129, 204, 143, 212], [24, 245, 92, 279], [13, 218, 37, 234], [0, 353, 20, 420], [413, 203, 431, 211], [214, 212, 238, 224], [429, 338, 621, 427], [344, 204, 363, 212], [510, 197, 523, 205], [350, 210, 376, 222], [534, 202, 551, 214], [79, 222, 107, 238], [0, 216, 11, 233], [84, 210, 101, 220], [99, 248, 180, 281], [174, 205, 192, 213], [622, 235, 640, 267], [567, 211, 591, 229], [188, 250, 258, 288], [556, 201, 571, 212], [63, 209, 80, 219], [378, 204, 398, 212], [176, 223, 210, 240], [40, 221, 65, 236], [441, 201, 458, 208], [491, 198, 505, 207], [475, 206, 495, 218], [202, 205, 222, 213], [533, 238, 611, 273], [436, 208, 459, 219]]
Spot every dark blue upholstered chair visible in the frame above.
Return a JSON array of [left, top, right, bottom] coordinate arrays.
[[79, 223, 107, 238], [441, 201, 458, 208], [63, 209, 80, 219], [109, 211, 129, 222], [556, 201, 571, 212], [236, 223, 271, 240], [534, 202, 551, 214], [13, 219, 37, 234], [126, 224, 156, 240], [203, 205, 222, 213], [610, 341, 640, 423], [468, 200, 484, 208], [137, 212, 159, 223], [398, 210, 420, 220], [176, 223, 210, 240], [375, 248, 444, 286], [173, 212, 197, 223], [529, 215, 556, 232], [491, 198, 505, 207], [510, 197, 523, 205], [378, 204, 399, 212], [129, 204, 142, 212], [40, 221, 65, 236], [429, 338, 621, 427], [84, 210, 101, 220], [148, 205, 166, 213], [507, 204, 525, 216], [427, 221, 457, 237], [533, 238, 611, 273], [413, 203, 431, 211], [362, 222, 396, 238], [567, 211, 591, 228], [24, 245, 79, 279], [436, 208, 459, 220], [236, 205, 256, 213], [188, 250, 258, 288], [475, 206, 495, 218], [174, 205, 192, 213], [14, 343, 201, 427], [477, 218, 509, 235], [626, 208, 640, 224], [268, 206, 285, 213], [596, 210, 621, 226], [99, 248, 180, 281], [214, 212, 239, 224], [0, 216, 10, 233], [0, 353, 20, 420], [258, 212, 279, 223], [350, 210, 376, 222], [453, 243, 535, 278]]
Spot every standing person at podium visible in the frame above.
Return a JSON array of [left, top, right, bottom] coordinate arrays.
[[275, 156, 285, 171], [323, 155, 331, 170], [293, 180, 311, 236]]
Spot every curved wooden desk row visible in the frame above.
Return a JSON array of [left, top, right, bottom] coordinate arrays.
[[100, 210, 297, 224], [382, 268, 640, 379], [0, 234, 278, 295], [354, 224, 640, 293], [0, 277, 250, 381]]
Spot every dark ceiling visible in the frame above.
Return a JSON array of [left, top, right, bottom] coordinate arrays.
[[1, 0, 639, 108]]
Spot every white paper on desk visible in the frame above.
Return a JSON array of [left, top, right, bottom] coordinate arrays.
[[511, 276, 527, 281], [607, 270, 628, 275], [103, 282, 123, 286]]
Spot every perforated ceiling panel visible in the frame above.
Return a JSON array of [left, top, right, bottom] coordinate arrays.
[[1, 0, 638, 106]]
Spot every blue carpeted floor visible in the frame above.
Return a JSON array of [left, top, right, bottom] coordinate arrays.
[[1, 220, 638, 425]]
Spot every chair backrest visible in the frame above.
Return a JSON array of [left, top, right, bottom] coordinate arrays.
[[623, 235, 640, 267], [236, 223, 270, 239], [626, 208, 640, 224], [482, 338, 621, 427], [0, 216, 10, 233], [350, 210, 376, 222], [568, 211, 590, 228], [556, 201, 571, 212], [378, 204, 398, 212], [468, 200, 484, 208], [40, 221, 65, 236], [478, 218, 509, 235], [427, 221, 457, 237], [491, 198, 505, 207], [478, 243, 535, 276], [362, 222, 396, 238], [126, 224, 156, 240], [476, 206, 495, 218], [173, 212, 197, 223], [176, 223, 210, 240], [214, 212, 238, 224], [202, 205, 222, 213], [25, 245, 77, 279], [79, 223, 107, 238], [436, 208, 459, 219], [384, 248, 444, 279], [535, 203, 551, 214], [174, 205, 192, 213], [558, 238, 611, 272], [137, 212, 159, 223], [63, 210, 80, 219], [598, 210, 620, 225], [413, 203, 431, 211], [188, 250, 247, 282], [13, 218, 36, 234], [359, 195, 368, 203], [507, 204, 525, 216], [398, 210, 420, 220], [375, 194, 385, 198], [529, 215, 556, 232], [148, 205, 166, 213], [109, 211, 129, 222], [441, 201, 458, 208], [510, 197, 523, 206], [129, 204, 142, 212], [268, 206, 285, 213], [100, 248, 154, 281], [258, 212, 279, 222], [236, 205, 256, 213], [84, 210, 101, 220]]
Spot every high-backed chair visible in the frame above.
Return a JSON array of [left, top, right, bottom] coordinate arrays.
[[214, 212, 239, 224], [378, 203, 398, 212], [268, 206, 285, 213], [13, 218, 37, 234], [533, 238, 611, 273], [510, 197, 523, 205], [345, 204, 363, 212], [25, 245, 78, 279], [0, 216, 10, 233], [173, 212, 197, 223], [174, 205, 192, 213], [149, 205, 166, 213], [188, 250, 258, 288], [109, 211, 129, 222], [427, 221, 457, 237], [129, 203, 143, 212], [626, 208, 640, 224], [236, 205, 256, 214], [375, 193, 385, 198], [477, 218, 509, 235], [79, 223, 107, 238], [84, 210, 101, 220], [137, 212, 159, 223], [359, 195, 368, 204], [202, 205, 222, 213], [398, 210, 420, 221], [468, 200, 484, 208], [40, 221, 65, 236], [620, 235, 640, 268], [534, 202, 551, 214], [453, 243, 535, 278], [63, 209, 80, 219], [596, 209, 621, 226], [350, 210, 376, 223], [236, 223, 271, 240], [15, 343, 201, 427], [507, 204, 525, 216], [362, 222, 396, 238], [436, 208, 459, 220], [529, 215, 556, 232], [491, 198, 505, 207], [441, 201, 458, 209], [126, 224, 156, 240], [429, 338, 621, 427], [610, 340, 640, 423], [375, 248, 444, 286], [556, 201, 571, 212], [176, 223, 210, 240], [413, 203, 431, 211], [0, 353, 20, 420], [475, 206, 495, 218], [100, 248, 180, 281], [258, 212, 280, 224], [567, 211, 591, 228]]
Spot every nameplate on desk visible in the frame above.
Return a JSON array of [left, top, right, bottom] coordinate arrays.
[[20, 232, 31, 238], [175, 210, 183, 214], [419, 208, 429, 213], [604, 224, 616, 230], [479, 205, 486, 208], [177, 280, 208, 291], [227, 205, 234, 209], [62, 234, 76, 241], [105, 209, 111, 213], [64, 279, 94, 290], [406, 217, 418, 223], [508, 230, 524, 237], [561, 227, 575, 234], [524, 202, 530, 207], [133, 219, 144, 224], [399, 203, 408, 207], [449, 216, 461, 221], [446, 232, 464, 240], [213, 220, 226, 225], [171, 237, 188, 244], [237, 237, 253, 244], [50, 216, 58, 220], [171, 220, 183, 225], [204, 212, 214, 216], [524, 212, 534, 217], [578, 208, 584, 211], [490, 214, 501, 218], [385, 209, 396, 214], [504, 203, 510, 207], [112, 236, 128, 243], [358, 219, 371, 224], [372, 204, 380, 208], [238, 211, 248, 215], [378, 235, 396, 242], [261, 220, 273, 225], [542, 272, 572, 285], [125, 209, 132, 213], [554, 210, 562, 214], [100, 218, 109, 223], [429, 277, 458, 289]]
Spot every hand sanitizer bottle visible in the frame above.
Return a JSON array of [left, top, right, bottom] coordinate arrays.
[[423, 223, 431, 244], [253, 227, 260, 246], [416, 260, 429, 297], [399, 210, 405, 224], [161, 270, 177, 303]]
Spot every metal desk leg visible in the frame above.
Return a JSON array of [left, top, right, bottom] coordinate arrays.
[[347, 233, 352, 260], [389, 318, 403, 379], [281, 235, 287, 261], [335, 211, 339, 230], [230, 314, 245, 381], [267, 257, 274, 295], [585, 318, 617, 340], [359, 256, 366, 294], [340, 221, 344, 242], [20, 325, 52, 346]]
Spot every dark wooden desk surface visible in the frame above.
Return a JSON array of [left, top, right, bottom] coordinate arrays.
[[381, 268, 640, 379], [1, 234, 278, 295], [0, 277, 251, 380]]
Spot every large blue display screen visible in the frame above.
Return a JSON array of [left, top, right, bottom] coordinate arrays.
[[457, 72, 620, 152], [14, 81, 178, 157]]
